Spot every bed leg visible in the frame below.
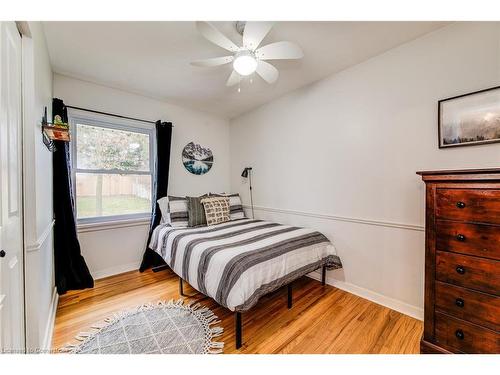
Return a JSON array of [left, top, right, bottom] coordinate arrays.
[[322, 265, 326, 286], [178, 277, 198, 297], [287, 283, 293, 309], [235, 312, 242, 349], [179, 277, 185, 296]]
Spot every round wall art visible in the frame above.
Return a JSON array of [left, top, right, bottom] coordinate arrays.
[[182, 142, 214, 175]]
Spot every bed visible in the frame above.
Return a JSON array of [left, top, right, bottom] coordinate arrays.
[[149, 218, 342, 348]]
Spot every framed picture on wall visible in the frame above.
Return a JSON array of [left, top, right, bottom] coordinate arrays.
[[438, 85, 500, 148]]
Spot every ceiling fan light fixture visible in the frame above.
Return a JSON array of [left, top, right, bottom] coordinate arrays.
[[193, 21, 304, 86], [233, 50, 258, 76]]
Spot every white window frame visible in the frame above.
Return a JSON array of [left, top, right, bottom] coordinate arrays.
[[68, 109, 156, 225]]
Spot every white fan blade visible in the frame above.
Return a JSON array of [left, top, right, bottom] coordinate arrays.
[[226, 70, 240, 86], [191, 56, 234, 67], [256, 61, 279, 84], [255, 41, 304, 60], [196, 21, 239, 52], [242, 21, 274, 50]]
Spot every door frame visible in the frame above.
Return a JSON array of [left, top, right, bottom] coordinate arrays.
[[0, 20, 27, 352], [17, 21, 37, 353], [17, 20, 30, 353]]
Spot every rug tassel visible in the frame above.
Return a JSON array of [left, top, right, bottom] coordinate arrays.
[[190, 303, 201, 310], [205, 315, 219, 324], [209, 349, 224, 354], [198, 310, 214, 319], [202, 313, 215, 321], [210, 327, 223, 337], [210, 342, 224, 349]]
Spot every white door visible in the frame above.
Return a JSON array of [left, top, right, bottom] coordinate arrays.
[[0, 21, 25, 353]]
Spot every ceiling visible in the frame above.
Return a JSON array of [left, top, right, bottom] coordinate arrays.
[[43, 21, 448, 119]]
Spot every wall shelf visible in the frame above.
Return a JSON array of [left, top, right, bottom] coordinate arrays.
[[42, 124, 70, 142], [41, 106, 70, 152]]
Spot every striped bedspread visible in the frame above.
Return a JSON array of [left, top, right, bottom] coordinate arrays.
[[150, 219, 342, 312]]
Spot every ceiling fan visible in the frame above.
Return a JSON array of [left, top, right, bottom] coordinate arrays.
[[191, 21, 304, 88]]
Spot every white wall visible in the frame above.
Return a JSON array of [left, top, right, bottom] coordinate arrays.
[[22, 21, 56, 350], [230, 22, 500, 319], [53, 74, 231, 279]]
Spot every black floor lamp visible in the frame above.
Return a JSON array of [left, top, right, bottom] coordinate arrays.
[[241, 167, 254, 219]]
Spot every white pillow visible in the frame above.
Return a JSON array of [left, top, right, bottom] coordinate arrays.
[[168, 196, 189, 228], [226, 193, 245, 220], [211, 193, 245, 220], [157, 196, 171, 224]]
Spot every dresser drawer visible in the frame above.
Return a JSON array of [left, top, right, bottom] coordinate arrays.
[[435, 312, 500, 353], [436, 220, 500, 260], [436, 251, 500, 295], [435, 281, 500, 331], [436, 188, 500, 225]]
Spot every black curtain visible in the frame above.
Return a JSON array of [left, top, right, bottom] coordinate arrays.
[[52, 98, 94, 294], [139, 121, 173, 271]]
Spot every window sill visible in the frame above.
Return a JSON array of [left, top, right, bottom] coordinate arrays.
[[77, 217, 151, 233]]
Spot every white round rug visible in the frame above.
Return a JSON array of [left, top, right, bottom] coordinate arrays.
[[61, 299, 224, 354]]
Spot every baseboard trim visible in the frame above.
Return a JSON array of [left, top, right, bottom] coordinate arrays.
[[41, 286, 58, 352], [91, 261, 142, 280], [26, 220, 55, 253], [308, 270, 424, 321], [243, 204, 424, 232]]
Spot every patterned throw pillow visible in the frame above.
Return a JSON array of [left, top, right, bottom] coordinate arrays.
[[212, 193, 245, 220], [200, 197, 231, 226], [187, 195, 209, 227], [168, 196, 189, 228]]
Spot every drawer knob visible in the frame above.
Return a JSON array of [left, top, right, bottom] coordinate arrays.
[[455, 329, 465, 340], [456, 266, 466, 275], [456, 234, 466, 242], [455, 298, 465, 308], [456, 201, 466, 209]]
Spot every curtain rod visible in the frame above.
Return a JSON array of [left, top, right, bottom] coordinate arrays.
[[65, 105, 173, 127]]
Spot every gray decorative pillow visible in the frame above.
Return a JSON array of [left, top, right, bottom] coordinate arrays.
[[187, 194, 209, 227]]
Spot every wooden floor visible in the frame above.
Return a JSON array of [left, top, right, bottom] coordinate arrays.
[[52, 269, 422, 354]]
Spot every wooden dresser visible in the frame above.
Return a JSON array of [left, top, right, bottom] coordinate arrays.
[[417, 168, 500, 354]]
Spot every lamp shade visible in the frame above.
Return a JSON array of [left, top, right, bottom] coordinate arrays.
[[241, 167, 252, 178]]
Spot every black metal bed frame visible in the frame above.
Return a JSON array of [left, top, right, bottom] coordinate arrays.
[[154, 264, 328, 350]]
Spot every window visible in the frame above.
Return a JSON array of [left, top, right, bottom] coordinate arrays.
[[69, 111, 155, 224]]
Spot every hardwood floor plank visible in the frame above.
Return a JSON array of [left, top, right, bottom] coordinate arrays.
[[52, 269, 422, 354]]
